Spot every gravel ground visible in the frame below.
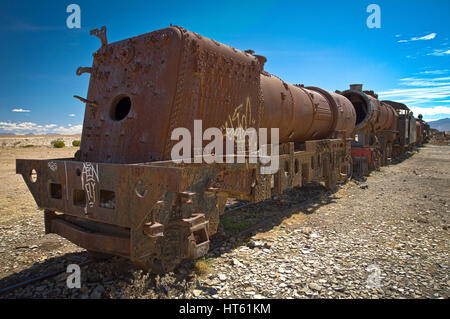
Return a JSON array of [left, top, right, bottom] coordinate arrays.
[[0, 144, 448, 299]]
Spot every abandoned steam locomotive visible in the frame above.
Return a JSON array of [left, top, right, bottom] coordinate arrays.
[[16, 26, 430, 273]]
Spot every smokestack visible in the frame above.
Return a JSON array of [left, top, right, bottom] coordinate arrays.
[[350, 84, 363, 92]]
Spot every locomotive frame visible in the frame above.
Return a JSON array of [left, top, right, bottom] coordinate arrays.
[[16, 138, 351, 272]]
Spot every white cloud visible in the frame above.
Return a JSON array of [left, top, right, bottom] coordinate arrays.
[[379, 76, 450, 107], [68, 114, 76, 117], [383, 69, 450, 121], [379, 75, 450, 121], [412, 33, 436, 41], [392, 99, 416, 104], [52, 125, 83, 135], [398, 32, 436, 43], [378, 86, 450, 102], [397, 32, 437, 43], [418, 69, 449, 75], [434, 99, 450, 103], [427, 49, 450, 56], [0, 121, 82, 135], [12, 108, 31, 113], [409, 106, 450, 116], [398, 77, 450, 87]]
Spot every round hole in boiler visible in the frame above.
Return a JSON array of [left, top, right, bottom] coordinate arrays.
[[343, 92, 368, 127], [110, 95, 132, 121]]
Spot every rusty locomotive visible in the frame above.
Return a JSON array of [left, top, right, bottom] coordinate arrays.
[[339, 85, 429, 176], [16, 26, 429, 273]]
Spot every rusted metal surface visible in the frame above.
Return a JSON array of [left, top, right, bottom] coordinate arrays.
[[45, 211, 130, 257], [257, 78, 356, 143], [339, 84, 428, 177], [17, 146, 350, 272], [381, 100, 425, 157], [76, 26, 265, 163], [17, 26, 428, 273], [340, 84, 402, 175], [417, 115, 431, 144]]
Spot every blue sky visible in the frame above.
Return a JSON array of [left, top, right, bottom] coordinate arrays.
[[1, 0, 449, 135]]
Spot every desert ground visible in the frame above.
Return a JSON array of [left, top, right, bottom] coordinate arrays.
[[0, 138, 448, 299], [0, 135, 80, 148]]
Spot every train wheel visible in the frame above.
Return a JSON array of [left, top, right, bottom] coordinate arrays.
[[386, 143, 393, 164], [131, 207, 211, 274], [325, 171, 337, 190], [346, 157, 353, 180]]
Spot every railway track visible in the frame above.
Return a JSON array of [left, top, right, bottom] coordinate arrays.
[[0, 260, 92, 296]]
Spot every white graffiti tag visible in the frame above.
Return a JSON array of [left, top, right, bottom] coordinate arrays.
[[81, 162, 99, 211]]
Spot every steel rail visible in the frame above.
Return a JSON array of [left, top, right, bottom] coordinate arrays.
[[0, 260, 92, 296]]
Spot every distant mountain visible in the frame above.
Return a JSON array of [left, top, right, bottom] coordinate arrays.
[[428, 118, 450, 132]]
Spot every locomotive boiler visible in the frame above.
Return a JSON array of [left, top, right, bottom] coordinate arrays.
[[338, 84, 398, 176], [415, 114, 430, 146], [17, 26, 410, 273], [381, 100, 419, 157]]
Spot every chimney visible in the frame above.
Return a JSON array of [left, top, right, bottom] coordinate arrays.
[[350, 84, 363, 91]]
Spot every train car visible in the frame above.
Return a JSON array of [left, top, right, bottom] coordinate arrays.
[[415, 114, 430, 145], [381, 100, 417, 157], [416, 119, 423, 146], [16, 26, 357, 273], [423, 122, 431, 143], [338, 85, 398, 176]]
